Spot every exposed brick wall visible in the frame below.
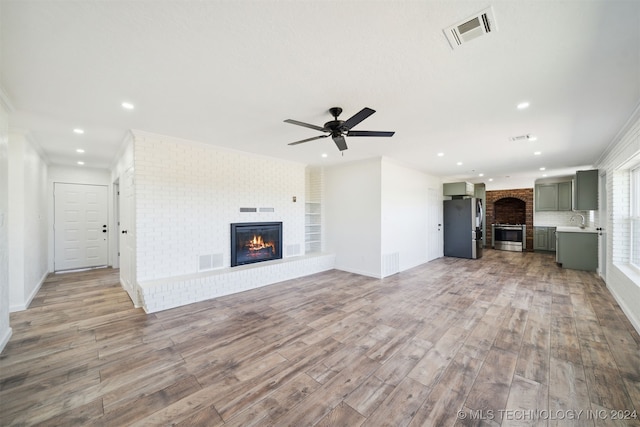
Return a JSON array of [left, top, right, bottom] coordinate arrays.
[[486, 188, 534, 251]]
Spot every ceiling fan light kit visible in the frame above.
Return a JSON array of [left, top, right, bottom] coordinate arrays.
[[284, 107, 395, 152]]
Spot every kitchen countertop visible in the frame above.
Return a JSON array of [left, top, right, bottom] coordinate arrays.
[[556, 226, 598, 233]]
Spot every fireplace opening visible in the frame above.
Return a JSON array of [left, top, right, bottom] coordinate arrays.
[[230, 222, 282, 267]]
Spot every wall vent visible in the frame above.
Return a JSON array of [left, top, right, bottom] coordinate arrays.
[[240, 207, 257, 213], [259, 207, 275, 213], [509, 134, 535, 142], [285, 243, 301, 257], [199, 253, 223, 271], [382, 252, 400, 277], [444, 7, 497, 49]]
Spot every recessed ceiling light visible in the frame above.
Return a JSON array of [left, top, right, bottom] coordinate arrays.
[[478, 173, 484, 177], [437, 152, 444, 157], [456, 161, 463, 166], [534, 151, 541, 155], [77, 161, 85, 165], [489, 178, 494, 182], [539, 167, 546, 171], [76, 149, 85, 153], [73, 128, 84, 134], [527, 134, 537, 141], [321, 153, 328, 158], [542, 174, 548, 177], [122, 102, 135, 110], [517, 102, 530, 110]]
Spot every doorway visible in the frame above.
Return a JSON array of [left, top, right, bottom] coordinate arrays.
[[54, 183, 108, 271]]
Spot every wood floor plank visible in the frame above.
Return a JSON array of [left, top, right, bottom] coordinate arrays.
[[464, 346, 519, 416], [409, 352, 483, 426], [502, 375, 548, 427], [365, 376, 433, 427], [1, 253, 639, 426]]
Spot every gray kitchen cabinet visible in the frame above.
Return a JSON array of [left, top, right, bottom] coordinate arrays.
[[548, 228, 556, 251], [535, 182, 572, 211], [443, 182, 474, 197], [574, 169, 598, 211], [556, 231, 597, 271], [557, 181, 572, 211], [534, 227, 556, 251], [535, 184, 558, 211]]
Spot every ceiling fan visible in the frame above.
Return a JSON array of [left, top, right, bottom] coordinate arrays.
[[284, 107, 395, 152]]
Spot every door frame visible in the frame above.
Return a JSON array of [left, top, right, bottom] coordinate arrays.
[[598, 171, 607, 281]]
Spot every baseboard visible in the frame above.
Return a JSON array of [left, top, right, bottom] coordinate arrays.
[[9, 270, 48, 312], [607, 282, 640, 337], [0, 326, 13, 353]]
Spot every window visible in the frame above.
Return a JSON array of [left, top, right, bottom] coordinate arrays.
[[631, 165, 640, 269]]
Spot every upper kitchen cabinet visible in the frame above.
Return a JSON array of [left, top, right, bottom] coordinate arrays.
[[535, 181, 572, 211], [574, 169, 599, 211], [443, 182, 474, 197]]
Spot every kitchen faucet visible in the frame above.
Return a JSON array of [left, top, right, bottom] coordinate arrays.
[[570, 213, 586, 228]]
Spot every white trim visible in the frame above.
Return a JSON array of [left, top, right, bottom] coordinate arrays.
[[596, 100, 640, 166], [0, 327, 13, 354], [9, 270, 48, 312], [608, 264, 640, 336]]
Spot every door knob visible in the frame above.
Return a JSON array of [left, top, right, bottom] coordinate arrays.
[[122, 230, 128, 234], [102, 229, 107, 233]]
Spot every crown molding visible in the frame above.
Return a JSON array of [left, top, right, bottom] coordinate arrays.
[[595, 99, 640, 166]]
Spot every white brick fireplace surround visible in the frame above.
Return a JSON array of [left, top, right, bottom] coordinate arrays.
[[138, 253, 336, 313], [130, 131, 334, 313]]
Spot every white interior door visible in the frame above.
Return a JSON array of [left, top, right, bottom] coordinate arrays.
[[427, 187, 443, 260], [119, 167, 137, 304], [54, 183, 108, 271]]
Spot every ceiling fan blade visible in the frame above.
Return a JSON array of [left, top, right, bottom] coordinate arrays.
[[284, 119, 325, 132], [332, 135, 348, 151], [347, 130, 395, 137], [342, 107, 375, 130], [288, 134, 329, 146]]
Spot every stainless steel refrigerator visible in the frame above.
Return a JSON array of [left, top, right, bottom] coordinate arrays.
[[443, 197, 483, 259]]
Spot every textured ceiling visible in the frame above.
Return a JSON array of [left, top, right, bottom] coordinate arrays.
[[2, 1, 639, 188]]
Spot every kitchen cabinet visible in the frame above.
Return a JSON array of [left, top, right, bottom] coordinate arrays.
[[556, 228, 597, 271], [533, 227, 556, 251], [574, 169, 598, 211], [535, 182, 572, 211], [443, 182, 474, 197], [557, 181, 572, 211]]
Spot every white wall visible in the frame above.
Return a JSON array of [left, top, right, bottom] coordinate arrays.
[[132, 131, 306, 282], [0, 91, 11, 351], [8, 131, 48, 311], [47, 165, 112, 272], [595, 106, 640, 333], [324, 158, 382, 278], [381, 158, 441, 273], [325, 157, 443, 279]]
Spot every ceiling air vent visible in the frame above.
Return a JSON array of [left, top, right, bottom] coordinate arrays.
[[509, 134, 536, 142], [444, 7, 497, 49]]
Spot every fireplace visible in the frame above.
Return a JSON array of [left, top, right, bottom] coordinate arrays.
[[230, 222, 282, 267]]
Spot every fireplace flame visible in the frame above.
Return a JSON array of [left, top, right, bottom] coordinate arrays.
[[248, 234, 275, 254]]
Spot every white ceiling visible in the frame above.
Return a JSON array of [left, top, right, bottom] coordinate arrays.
[[2, 1, 639, 188]]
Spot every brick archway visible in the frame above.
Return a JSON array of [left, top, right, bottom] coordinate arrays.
[[485, 189, 534, 251]]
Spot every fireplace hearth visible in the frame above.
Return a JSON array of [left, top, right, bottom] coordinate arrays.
[[231, 222, 282, 267]]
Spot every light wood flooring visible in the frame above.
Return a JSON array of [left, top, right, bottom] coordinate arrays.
[[1, 250, 639, 426]]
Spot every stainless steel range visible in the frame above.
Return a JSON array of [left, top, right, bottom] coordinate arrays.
[[492, 224, 525, 252]]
